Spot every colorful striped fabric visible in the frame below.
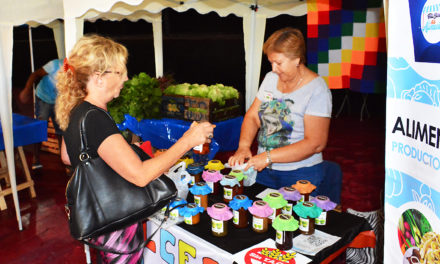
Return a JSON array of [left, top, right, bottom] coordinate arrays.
[[306, 0, 387, 93]]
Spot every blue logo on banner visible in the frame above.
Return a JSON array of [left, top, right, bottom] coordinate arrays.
[[409, 0, 440, 63], [387, 57, 440, 106]]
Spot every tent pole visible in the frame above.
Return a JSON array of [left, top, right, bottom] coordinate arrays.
[[28, 26, 36, 119], [0, 24, 23, 231]]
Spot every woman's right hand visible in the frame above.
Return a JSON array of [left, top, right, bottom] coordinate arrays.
[[228, 147, 252, 166], [182, 121, 215, 148]]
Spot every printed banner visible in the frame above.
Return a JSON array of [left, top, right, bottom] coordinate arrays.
[[143, 220, 311, 264], [385, 0, 440, 263], [306, 0, 386, 93]]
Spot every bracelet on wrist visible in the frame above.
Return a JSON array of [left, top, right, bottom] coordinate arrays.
[[266, 150, 272, 168]]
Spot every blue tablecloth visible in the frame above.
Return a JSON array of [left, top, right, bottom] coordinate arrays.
[[118, 115, 243, 159], [0, 114, 48, 151]]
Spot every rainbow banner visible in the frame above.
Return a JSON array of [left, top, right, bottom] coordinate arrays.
[[306, 0, 386, 93]]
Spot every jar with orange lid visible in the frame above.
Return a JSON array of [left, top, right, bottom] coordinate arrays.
[[291, 180, 316, 202], [228, 195, 253, 229], [248, 200, 273, 233], [207, 203, 233, 237]]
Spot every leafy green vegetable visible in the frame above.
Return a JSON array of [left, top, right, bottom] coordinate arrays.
[[108, 72, 162, 124], [163, 82, 239, 106]]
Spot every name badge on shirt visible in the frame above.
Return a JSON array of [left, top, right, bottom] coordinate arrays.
[[263, 91, 273, 101]]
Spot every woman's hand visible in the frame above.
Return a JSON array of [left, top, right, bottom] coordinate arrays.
[[244, 152, 268, 172], [228, 147, 252, 166], [182, 121, 215, 149]]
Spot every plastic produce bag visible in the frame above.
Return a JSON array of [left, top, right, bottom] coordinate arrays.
[[165, 161, 191, 199], [224, 163, 257, 187]]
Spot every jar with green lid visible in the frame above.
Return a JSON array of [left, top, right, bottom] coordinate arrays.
[[272, 214, 299, 251], [228, 169, 246, 194], [263, 192, 288, 224]]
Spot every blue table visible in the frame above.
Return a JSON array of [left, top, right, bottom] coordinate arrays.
[[0, 114, 47, 150], [0, 114, 47, 210], [118, 115, 243, 160]]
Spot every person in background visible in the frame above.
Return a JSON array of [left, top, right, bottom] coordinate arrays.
[[19, 58, 63, 170], [228, 27, 332, 194], [56, 34, 214, 263]]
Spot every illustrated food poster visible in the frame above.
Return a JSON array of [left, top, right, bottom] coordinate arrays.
[[385, 0, 440, 263]]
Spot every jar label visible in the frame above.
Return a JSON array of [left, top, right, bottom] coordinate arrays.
[[212, 219, 224, 233], [193, 144, 203, 152], [299, 217, 309, 232], [170, 210, 179, 219], [275, 230, 284, 244], [206, 181, 214, 193], [184, 216, 193, 225], [269, 209, 277, 220], [315, 211, 327, 225], [233, 210, 240, 224], [224, 187, 233, 200], [282, 203, 293, 215], [300, 195, 305, 202], [190, 175, 195, 185], [253, 216, 264, 230], [194, 196, 201, 207]]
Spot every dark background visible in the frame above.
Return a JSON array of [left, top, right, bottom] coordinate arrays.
[[11, 8, 385, 118]]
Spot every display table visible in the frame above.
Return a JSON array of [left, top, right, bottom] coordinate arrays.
[[0, 114, 47, 210], [143, 184, 375, 264], [119, 114, 243, 155]]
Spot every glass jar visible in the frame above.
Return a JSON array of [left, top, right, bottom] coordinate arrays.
[[231, 195, 249, 228], [272, 214, 298, 251], [229, 169, 245, 194], [298, 202, 316, 235], [252, 215, 269, 233], [193, 182, 209, 209], [193, 142, 210, 155], [278, 186, 301, 216], [186, 163, 204, 187], [222, 175, 240, 203], [183, 203, 201, 225], [202, 170, 222, 195], [207, 203, 233, 237], [248, 201, 273, 234]]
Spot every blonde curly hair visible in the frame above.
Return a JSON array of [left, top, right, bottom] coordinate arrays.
[[55, 34, 128, 131]]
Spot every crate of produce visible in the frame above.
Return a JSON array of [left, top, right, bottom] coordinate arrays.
[[161, 83, 241, 122]]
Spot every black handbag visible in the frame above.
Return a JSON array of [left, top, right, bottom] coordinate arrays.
[[65, 108, 178, 249]]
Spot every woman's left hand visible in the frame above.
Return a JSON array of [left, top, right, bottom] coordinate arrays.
[[244, 152, 268, 172]]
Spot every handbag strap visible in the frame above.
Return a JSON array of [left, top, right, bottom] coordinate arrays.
[[81, 203, 186, 255], [78, 107, 113, 161]]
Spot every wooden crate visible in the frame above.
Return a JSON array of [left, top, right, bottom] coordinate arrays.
[[40, 118, 60, 155], [161, 95, 241, 122]]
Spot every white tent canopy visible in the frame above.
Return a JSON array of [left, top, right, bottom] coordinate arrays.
[[0, 0, 306, 230], [62, 0, 307, 109]]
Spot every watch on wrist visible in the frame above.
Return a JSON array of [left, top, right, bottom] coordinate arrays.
[[266, 150, 272, 168]]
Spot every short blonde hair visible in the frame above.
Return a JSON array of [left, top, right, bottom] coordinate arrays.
[[263, 27, 306, 64], [55, 34, 128, 130]]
